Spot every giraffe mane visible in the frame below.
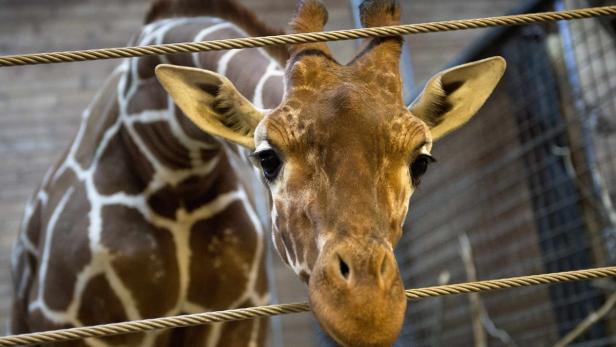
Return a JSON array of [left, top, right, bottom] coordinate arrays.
[[144, 0, 289, 64]]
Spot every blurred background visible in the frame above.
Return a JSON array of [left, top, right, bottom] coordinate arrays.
[[1, 0, 615, 346]]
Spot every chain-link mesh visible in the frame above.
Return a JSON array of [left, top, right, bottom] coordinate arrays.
[[396, 0, 616, 346]]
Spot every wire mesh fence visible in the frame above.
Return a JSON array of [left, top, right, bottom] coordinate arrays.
[[396, 0, 616, 346]]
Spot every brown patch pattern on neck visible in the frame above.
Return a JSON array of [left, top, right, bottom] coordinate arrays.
[[11, 13, 279, 346]]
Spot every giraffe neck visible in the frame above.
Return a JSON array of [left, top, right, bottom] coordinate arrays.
[[120, 17, 285, 174], [11, 15, 285, 347], [114, 17, 286, 226]]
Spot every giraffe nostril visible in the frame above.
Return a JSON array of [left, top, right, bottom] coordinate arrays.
[[338, 255, 350, 281], [380, 253, 388, 277]]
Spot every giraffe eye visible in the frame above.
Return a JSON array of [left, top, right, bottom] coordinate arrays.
[[411, 154, 436, 185], [254, 149, 282, 181]]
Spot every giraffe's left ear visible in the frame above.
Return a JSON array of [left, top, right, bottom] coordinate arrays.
[[409, 56, 506, 140], [155, 64, 263, 149]]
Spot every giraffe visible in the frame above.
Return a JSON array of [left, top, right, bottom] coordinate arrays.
[[155, 0, 506, 345], [10, 0, 506, 346], [9, 1, 288, 346]]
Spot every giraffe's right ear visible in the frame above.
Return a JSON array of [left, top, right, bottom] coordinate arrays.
[[155, 64, 264, 149]]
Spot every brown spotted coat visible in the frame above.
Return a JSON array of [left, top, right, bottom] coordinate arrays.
[[10, 1, 286, 346]]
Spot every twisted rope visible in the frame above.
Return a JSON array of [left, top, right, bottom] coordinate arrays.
[[1, 267, 615, 346], [1, 6, 615, 67]]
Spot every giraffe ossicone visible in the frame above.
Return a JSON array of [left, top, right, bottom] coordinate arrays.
[[10, 0, 505, 346]]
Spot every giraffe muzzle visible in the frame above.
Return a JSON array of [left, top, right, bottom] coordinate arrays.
[[308, 242, 406, 347]]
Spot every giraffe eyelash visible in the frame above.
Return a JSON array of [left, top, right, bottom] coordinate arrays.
[[251, 148, 284, 182], [410, 154, 436, 186]]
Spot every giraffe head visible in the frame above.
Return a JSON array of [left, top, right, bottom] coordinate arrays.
[[156, 0, 505, 345]]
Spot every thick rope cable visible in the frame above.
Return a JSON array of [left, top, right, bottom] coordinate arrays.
[[0, 6, 614, 67], [1, 267, 615, 346]]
